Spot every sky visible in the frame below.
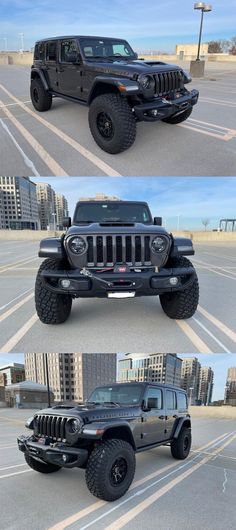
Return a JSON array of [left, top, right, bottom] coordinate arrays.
[[31, 176, 236, 232], [0, 353, 235, 401], [0, 0, 236, 52]]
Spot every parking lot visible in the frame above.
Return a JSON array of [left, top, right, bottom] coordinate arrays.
[[0, 408, 235, 530], [0, 62, 236, 176], [0, 239, 235, 353]]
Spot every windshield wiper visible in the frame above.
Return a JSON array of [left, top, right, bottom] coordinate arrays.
[[103, 401, 120, 407]]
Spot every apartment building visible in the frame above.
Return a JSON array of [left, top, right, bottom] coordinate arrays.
[[118, 353, 182, 387], [36, 182, 56, 230], [24, 353, 117, 402], [198, 366, 214, 406], [180, 357, 201, 405], [224, 367, 236, 406], [0, 176, 39, 230], [0, 363, 25, 385], [55, 192, 69, 229]]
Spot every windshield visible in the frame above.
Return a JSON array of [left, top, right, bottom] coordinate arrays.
[[79, 38, 136, 60], [88, 384, 143, 405], [74, 203, 152, 224]]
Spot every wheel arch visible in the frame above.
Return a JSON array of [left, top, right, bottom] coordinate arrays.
[[102, 425, 136, 450], [173, 417, 191, 439], [31, 68, 49, 91]]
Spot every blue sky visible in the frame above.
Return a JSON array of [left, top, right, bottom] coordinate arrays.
[[0, 353, 235, 401], [0, 0, 236, 52], [31, 177, 236, 231]]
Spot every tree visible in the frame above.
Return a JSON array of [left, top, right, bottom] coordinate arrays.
[[229, 36, 236, 55], [201, 218, 210, 231], [208, 41, 223, 53]]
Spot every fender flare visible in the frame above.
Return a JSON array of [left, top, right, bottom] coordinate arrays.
[[173, 417, 191, 439], [31, 68, 49, 91], [88, 76, 140, 104]]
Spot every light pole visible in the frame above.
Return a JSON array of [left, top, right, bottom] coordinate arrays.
[[190, 3, 212, 77], [19, 32, 24, 52], [194, 3, 212, 61], [0, 38, 8, 52], [44, 353, 51, 407]]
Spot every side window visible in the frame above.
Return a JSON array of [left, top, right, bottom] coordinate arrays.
[[46, 41, 57, 62], [166, 390, 177, 410], [177, 392, 188, 412], [60, 40, 78, 63], [146, 387, 162, 410], [34, 43, 45, 61]]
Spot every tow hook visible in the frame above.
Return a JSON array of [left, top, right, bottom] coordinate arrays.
[[80, 268, 113, 287]]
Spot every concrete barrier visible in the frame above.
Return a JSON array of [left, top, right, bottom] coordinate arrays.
[[189, 405, 236, 419], [0, 229, 236, 242], [0, 52, 33, 65]]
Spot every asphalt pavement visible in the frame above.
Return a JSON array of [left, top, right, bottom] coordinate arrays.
[[0, 61, 236, 176], [0, 240, 235, 353], [0, 408, 235, 530]]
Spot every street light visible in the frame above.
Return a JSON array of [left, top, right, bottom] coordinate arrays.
[[44, 353, 51, 407], [19, 32, 24, 52], [194, 3, 212, 61], [0, 37, 8, 52]]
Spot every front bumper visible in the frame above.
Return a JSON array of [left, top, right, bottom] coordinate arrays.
[[134, 89, 199, 122], [17, 435, 88, 468], [40, 265, 196, 298]]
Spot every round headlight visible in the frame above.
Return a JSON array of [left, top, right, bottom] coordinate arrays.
[[70, 418, 82, 433], [151, 236, 167, 253], [140, 75, 155, 90], [69, 236, 86, 255]]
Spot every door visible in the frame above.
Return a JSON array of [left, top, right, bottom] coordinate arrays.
[[165, 389, 179, 439], [44, 41, 58, 91], [140, 386, 166, 446], [57, 39, 83, 98]]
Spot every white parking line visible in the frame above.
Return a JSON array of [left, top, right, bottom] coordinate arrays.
[[0, 463, 27, 471], [0, 100, 31, 108], [198, 306, 236, 344], [0, 255, 37, 273], [0, 312, 38, 352], [0, 117, 40, 175], [0, 83, 122, 177], [0, 292, 34, 323], [192, 317, 231, 353], [0, 469, 32, 479], [0, 287, 33, 311]]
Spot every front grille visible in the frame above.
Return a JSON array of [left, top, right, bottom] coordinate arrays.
[[86, 235, 151, 267], [34, 415, 68, 442], [154, 71, 184, 97]]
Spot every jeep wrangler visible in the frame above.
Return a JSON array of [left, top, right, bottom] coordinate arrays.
[[30, 36, 199, 154], [18, 382, 191, 501], [35, 200, 199, 324]]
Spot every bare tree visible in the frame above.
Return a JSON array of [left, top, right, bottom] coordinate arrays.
[[201, 218, 210, 231], [229, 36, 236, 55]]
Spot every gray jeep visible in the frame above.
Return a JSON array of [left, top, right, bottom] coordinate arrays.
[[18, 382, 191, 501], [31, 35, 199, 153]]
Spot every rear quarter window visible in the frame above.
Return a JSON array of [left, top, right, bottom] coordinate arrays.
[[177, 392, 188, 412], [166, 390, 177, 410], [34, 43, 45, 61]]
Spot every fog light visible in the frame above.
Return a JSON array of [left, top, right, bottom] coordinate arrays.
[[152, 110, 158, 116], [62, 454, 68, 462], [169, 277, 178, 286], [61, 279, 71, 288]]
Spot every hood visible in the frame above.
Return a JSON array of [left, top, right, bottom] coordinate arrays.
[[85, 59, 183, 79], [35, 403, 140, 422], [65, 223, 169, 236]]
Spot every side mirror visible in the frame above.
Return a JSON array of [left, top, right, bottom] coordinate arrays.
[[154, 217, 162, 226], [134, 52, 138, 60], [63, 217, 71, 228]]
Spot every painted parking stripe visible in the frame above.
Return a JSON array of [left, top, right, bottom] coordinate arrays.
[[0, 98, 68, 176], [198, 306, 236, 344], [0, 255, 37, 273], [0, 313, 38, 352], [179, 117, 236, 141], [47, 432, 232, 530], [0, 292, 34, 323], [175, 320, 212, 353], [0, 100, 31, 108], [193, 258, 236, 276], [0, 117, 40, 175], [0, 464, 27, 471], [0, 469, 32, 479], [0, 84, 122, 177], [200, 97, 236, 108], [96, 433, 236, 530], [0, 287, 33, 311], [192, 317, 231, 353]]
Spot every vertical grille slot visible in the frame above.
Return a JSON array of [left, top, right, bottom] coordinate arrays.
[[155, 71, 183, 97], [145, 236, 151, 262], [87, 236, 93, 263], [107, 236, 113, 263], [96, 236, 103, 263], [135, 236, 141, 263], [116, 236, 122, 263], [126, 236, 132, 263], [35, 415, 68, 441], [84, 234, 153, 266]]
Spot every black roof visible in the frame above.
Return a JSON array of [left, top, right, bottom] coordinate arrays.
[[94, 382, 185, 392], [35, 36, 129, 44]]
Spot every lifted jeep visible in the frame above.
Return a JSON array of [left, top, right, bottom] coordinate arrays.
[[35, 200, 199, 324], [18, 382, 192, 501], [31, 35, 199, 154]]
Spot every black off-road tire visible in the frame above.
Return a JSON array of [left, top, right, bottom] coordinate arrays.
[[162, 106, 192, 124], [171, 427, 192, 460], [85, 439, 136, 501], [159, 256, 199, 319], [30, 78, 52, 112], [88, 94, 136, 154], [35, 258, 72, 324], [24, 452, 62, 473]]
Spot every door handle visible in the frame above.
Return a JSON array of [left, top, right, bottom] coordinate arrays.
[[159, 415, 165, 420]]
